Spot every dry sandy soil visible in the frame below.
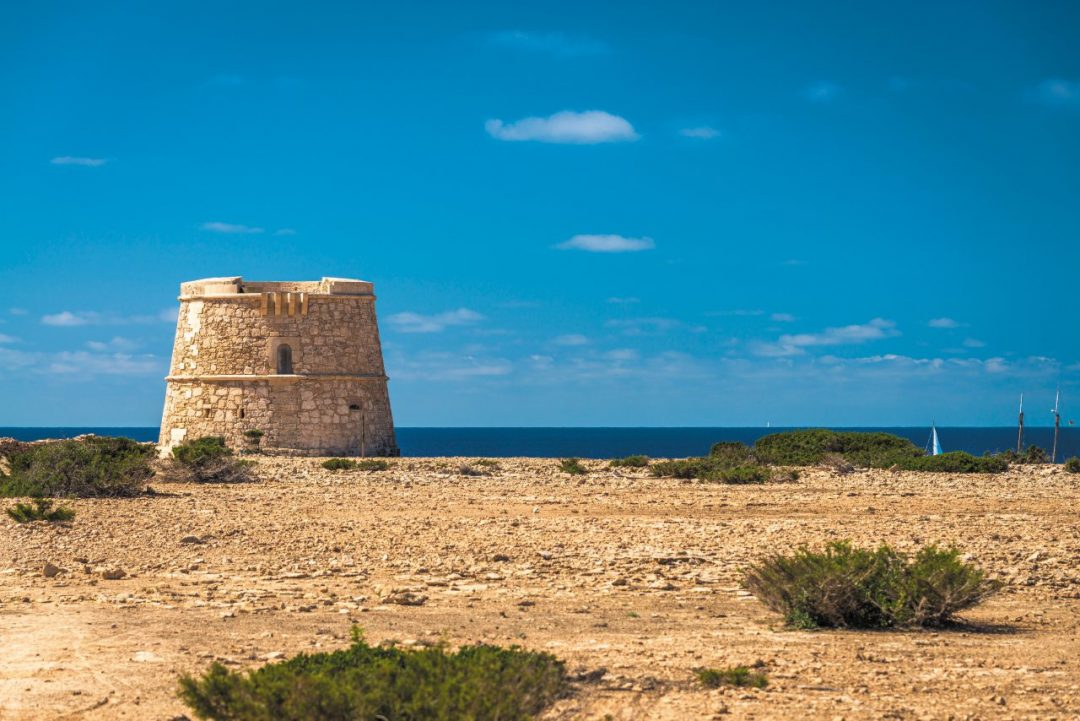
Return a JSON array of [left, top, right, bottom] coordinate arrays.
[[2, 457, 1079, 721]]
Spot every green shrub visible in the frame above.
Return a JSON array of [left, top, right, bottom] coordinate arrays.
[[6, 498, 75, 523], [322, 458, 358, 471], [753, 429, 922, 468], [694, 666, 767, 689], [173, 437, 232, 466], [715, 465, 769, 484], [178, 630, 567, 721], [357, 459, 389, 472], [744, 541, 997, 629], [243, 429, 265, 440], [0, 436, 154, 498], [609, 455, 650, 469], [898, 452, 1007, 474], [559, 458, 587, 475], [708, 441, 755, 465], [1065, 457, 1080, 474]]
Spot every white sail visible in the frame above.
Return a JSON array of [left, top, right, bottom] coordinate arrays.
[[931, 425, 942, 456]]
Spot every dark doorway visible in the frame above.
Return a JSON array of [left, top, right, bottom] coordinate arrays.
[[276, 344, 293, 374]]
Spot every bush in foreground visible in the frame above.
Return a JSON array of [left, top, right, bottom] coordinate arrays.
[[708, 441, 755, 465], [694, 666, 767, 689], [322, 458, 358, 471], [714, 465, 769, 484], [744, 541, 997, 629], [609, 455, 650, 469], [178, 631, 567, 721], [1063, 457, 1080, 474], [559, 458, 587, 475], [6, 498, 75, 523], [167, 437, 254, 483], [753, 429, 922, 468], [899, 451, 1008, 474], [0, 436, 154, 498]]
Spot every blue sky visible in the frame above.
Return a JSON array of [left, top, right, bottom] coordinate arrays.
[[1, 1, 1078, 427]]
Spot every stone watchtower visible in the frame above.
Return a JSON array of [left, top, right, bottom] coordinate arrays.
[[158, 277, 398, 456]]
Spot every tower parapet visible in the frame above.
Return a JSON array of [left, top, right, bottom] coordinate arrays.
[[158, 276, 398, 456]]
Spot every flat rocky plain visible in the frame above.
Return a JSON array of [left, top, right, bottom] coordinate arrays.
[[2, 457, 1079, 720]]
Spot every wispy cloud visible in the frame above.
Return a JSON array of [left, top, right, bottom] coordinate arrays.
[[556, 234, 654, 253], [962, 338, 986, 348], [801, 81, 843, 103], [754, 318, 899, 356], [200, 221, 265, 234], [0, 346, 162, 379], [771, 313, 796, 322], [487, 30, 609, 57], [86, 336, 139, 352], [679, 126, 721, 139], [0, 333, 18, 344], [606, 296, 640, 304], [388, 351, 512, 381], [51, 156, 108, 167], [605, 317, 683, 336], [386, 308, 484, 333], [553, 333, 589, 346], [274, 228, 297, 236], [928, 317, 962, 329], [9, 308, 28, 316], [486, 110, 638, 144], [1032, 78, 1080, 108], [42, 309, 176, 327]]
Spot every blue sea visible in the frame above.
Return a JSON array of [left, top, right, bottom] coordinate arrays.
[[1, 427, 1077, 460]]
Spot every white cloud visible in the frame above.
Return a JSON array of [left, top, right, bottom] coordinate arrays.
[[47, 351, 161, 376], [801, 81, 843, 103], [86, 337, 139, 352], [42, 309, 176, 327], [553, 333, 589, 346], [963, 338, 986, 348], [386, 308, 484, 333], [556, 234, 654, 253], [606, 296, 640, 304], [754, 318, 899, 356], [928, 317, 961, 329], [9, 308, 28, 316], [388, 351, 512, 381], [0, 333, 17, 343], [487, 31, 609, 57], [679, 126, 721, 139], [274, 228, 297, 236], [770, 313, 796, 322], [605, 317, 682, 336], [51, 156, 108, 167], [200, 221, 264, 234], [1033, 78, 1080, 108], [485, 110, 638, 144]]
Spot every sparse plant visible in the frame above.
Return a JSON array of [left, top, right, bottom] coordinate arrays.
[[744, 541, 997, 629], [0, 436, 154, 498], [167, 437, 254, 483], [899, 452, 1008, 474], [771, 468, 801, 483], [609, 455, 650, 469], [651, 457, 776, 484], [1064, 457, 1080, 474], [694, 666, 767, 689], [753, 429, 922, 468], [458, 463, 491, 476], [708, 441, 755, 465], [713, 465, 769, 484], [559, 458, 587, 475], [322, 458, 358, 471], [242, 429, 265, 453], [818, 452, 855, 474], [357, 459, 389, 472], [178, 629, 567, 721], [6, 498, 75, 523]]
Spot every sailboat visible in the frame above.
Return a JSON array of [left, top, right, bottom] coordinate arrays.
[[926, 423, 942, 456]]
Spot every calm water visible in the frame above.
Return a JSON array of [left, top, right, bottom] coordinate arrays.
[[1, 427, 1077, 460]]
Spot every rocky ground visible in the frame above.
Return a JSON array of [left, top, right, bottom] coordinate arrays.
[[1, 457, 1079, 720]]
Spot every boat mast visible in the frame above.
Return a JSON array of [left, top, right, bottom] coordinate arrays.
[[1016, 394, 1024, 454], [1051, 390, 1061, 464]]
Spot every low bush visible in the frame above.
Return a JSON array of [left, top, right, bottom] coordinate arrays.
[[6, 498, 75, 523], [559, 458, 587, 475], [714, 465, 769, 484], [609, 455, 650, 469], [357, 459, 390, 472], [167, 437, 253, 483], [322, 458, 358, 471], [1065, 457, 1080, 474], [753, 429, 922, 468], [0, 436, 154, 498], [744, 541, 997, 629], [242, 429, 265, 453], [708, 441, 755, 465], [178, 630, 567, 721], [172, 436, 232, 466], [694, 666, 767, 689], [457, 463, 491, 476], [898, 451, 1008, 474]]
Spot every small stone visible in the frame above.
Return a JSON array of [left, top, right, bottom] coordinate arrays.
[[101, 567, 126, 581], [538, 550, 553, 560], [383, 591, 427, 606], [43, 562, 61, 578], [492, 553, 511, 562], [180, 535, 203, 545]]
